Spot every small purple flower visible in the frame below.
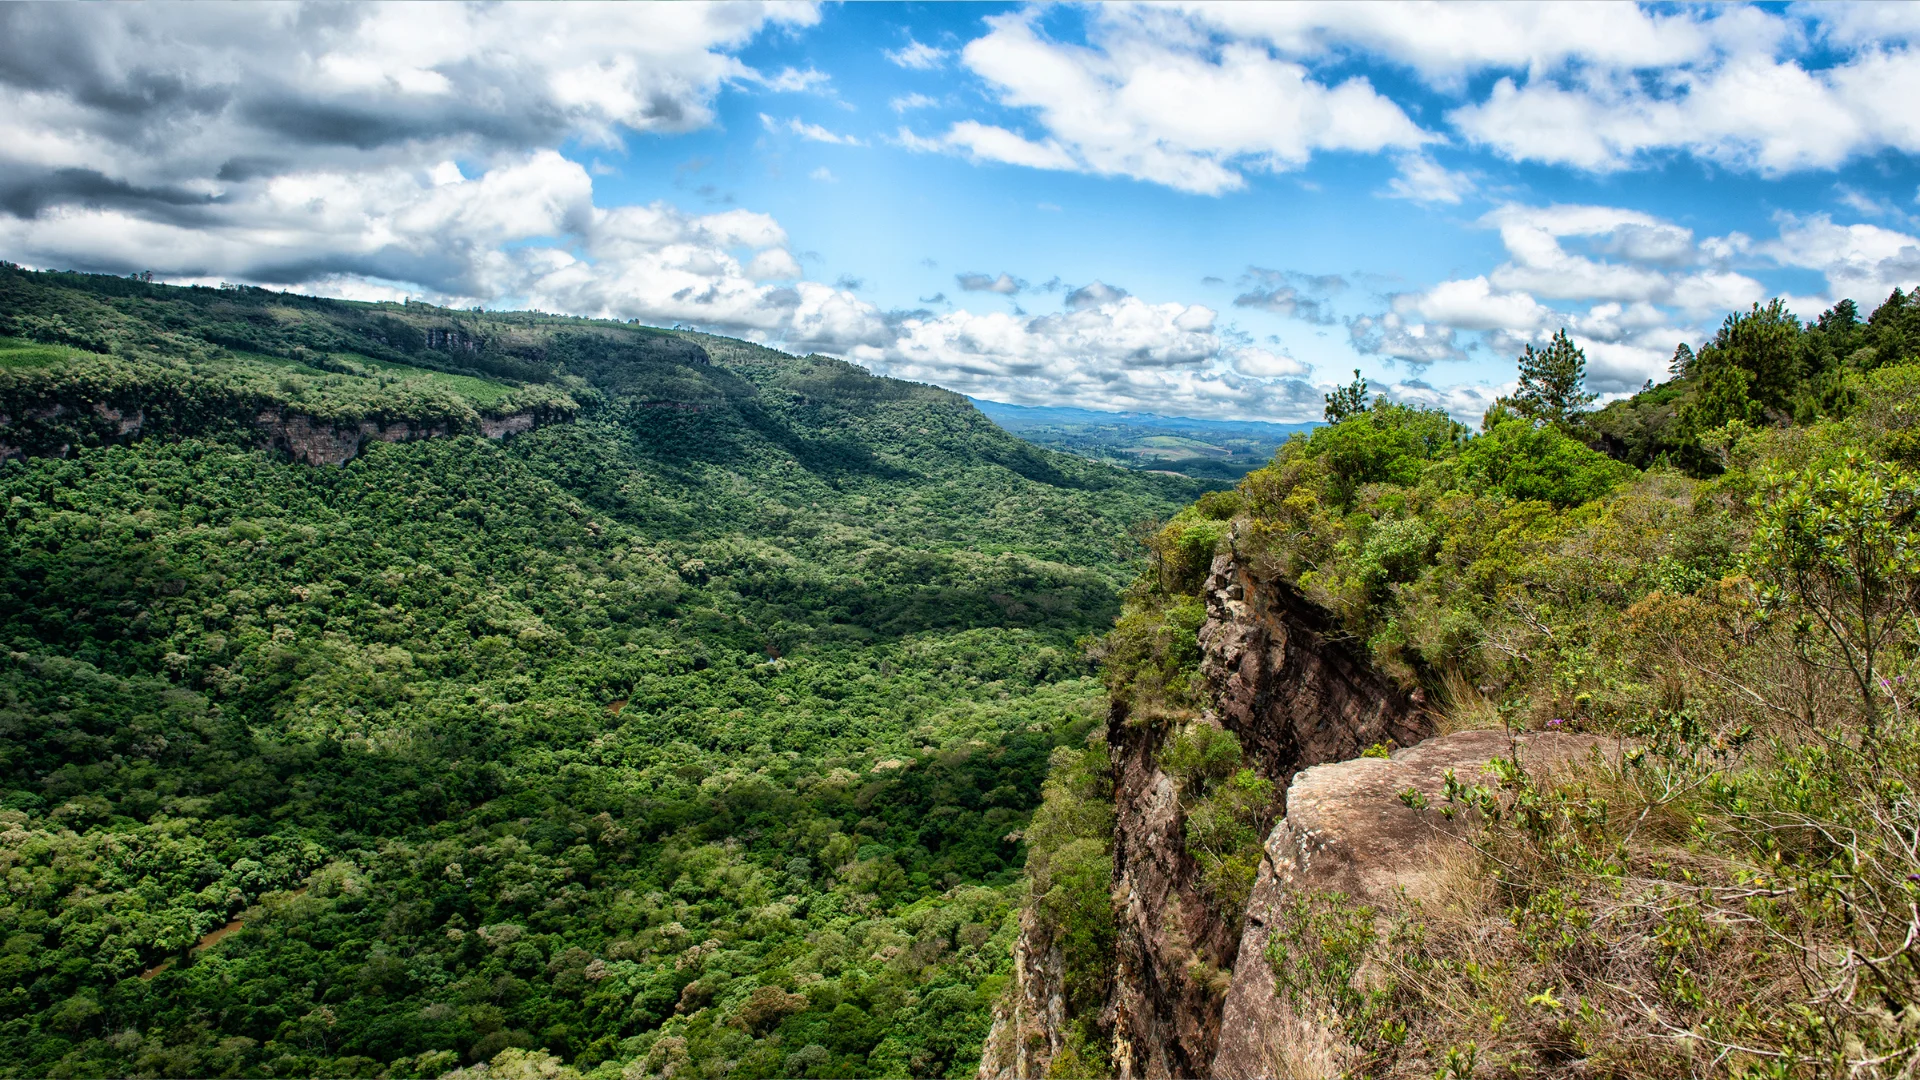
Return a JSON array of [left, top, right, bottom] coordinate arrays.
[[1547, 717, 1566, 729]]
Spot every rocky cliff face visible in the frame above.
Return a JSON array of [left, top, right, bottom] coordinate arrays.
[[1196, 553, 1433, 778], [253, 409, 550, 465], [977, 905, 1069, 1080], [1, 402, 551, 467], [0, 401, 145, 462], [1103, 553, 1432, 1079]]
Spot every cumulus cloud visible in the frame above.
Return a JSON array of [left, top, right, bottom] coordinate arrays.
[[0, 1, 818, 288], [1178, 1, 1726, 86], [1347, 311, 1466, 365], [1064, 281, 1129, 310], [912, 8, 1428, 195], [914, 4, 1920, 186], [1761, 213, 1920, 307], [1440, 23, 1920, 175], [869, 287, 1320, 419], [1230, 346, 1309, 379], [1335, 199, 1883, 393]]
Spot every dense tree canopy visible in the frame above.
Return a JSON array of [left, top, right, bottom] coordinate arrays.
[[0, 269, 1206, 1080]]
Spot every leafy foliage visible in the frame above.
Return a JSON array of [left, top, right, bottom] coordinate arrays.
[[0, 269, 1207, 1079]]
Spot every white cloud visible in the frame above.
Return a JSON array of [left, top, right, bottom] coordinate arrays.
[[905, 121, 1079, 172], [919, 4, 1920, 183], [930, 9, 1429, 195], [874, 290, 1320, 420], [1337, 200, 1801, 392], [1762, 212, 1920, 306], [1399, 276, 1550, 333], [0, 1, 819, 287], [760, 114, 863, 145], [890, 92, 939, 112], [1800, 1, 1920, 49], [1178, 1, 1726, 85], [887, 40, 949, 70], [1481, 204, 1683, 302], [808, 166, 837, 183], [1383, 153, 1474, 205], [1382, 379, 1507, 426], [1230, 346, 1309, 379], [756, 66, 831, 93], [1347, 311, 1466, 365]]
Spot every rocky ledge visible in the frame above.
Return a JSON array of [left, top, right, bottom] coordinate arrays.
[[1211, 729, 1610, 1080]]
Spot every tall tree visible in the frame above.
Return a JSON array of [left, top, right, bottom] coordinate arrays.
[[1323, 369, 1371, 424], [1512, 329, 1596, 427]]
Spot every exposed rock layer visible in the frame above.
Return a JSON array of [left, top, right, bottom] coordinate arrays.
[[2, 403, 550, 466], [1106, 553, 1431, 1079], [1197, 553, 1432, 779], [977, 904, 1068, 1080]]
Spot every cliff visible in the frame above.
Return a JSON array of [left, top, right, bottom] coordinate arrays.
[[1104, 552, 1432, 1078], [999, 545, 1579, 1078], [253, 407, 548, 465]]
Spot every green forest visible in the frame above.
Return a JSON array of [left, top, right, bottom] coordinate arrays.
[[0, 266, 1207, 1079]]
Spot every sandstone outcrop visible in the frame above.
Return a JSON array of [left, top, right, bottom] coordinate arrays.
[[253, 411, 451, 466], [1197, 553, 1431, 778], [1210, 729, 1609, 1080], [1105, 553, 1432, 1078]]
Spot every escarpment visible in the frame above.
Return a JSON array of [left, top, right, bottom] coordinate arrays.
[[1104, 553, 1432, 1078], [978, 904, 1070, 1080], [252, 407, 549, 465], [1195, 554, 1433, 778], [1, 395, 563, 466]]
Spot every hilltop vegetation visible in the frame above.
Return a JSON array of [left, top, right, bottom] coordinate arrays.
[[0, 267, 1206, 1080], [1031, 287, 1920, 1075]]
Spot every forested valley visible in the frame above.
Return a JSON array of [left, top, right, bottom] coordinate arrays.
[[0, 266, 1206, 1080]]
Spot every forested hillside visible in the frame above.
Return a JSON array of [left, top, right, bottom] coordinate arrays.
[[1014, 287, 1920, 1076], [0, 267, 1207, 1080]]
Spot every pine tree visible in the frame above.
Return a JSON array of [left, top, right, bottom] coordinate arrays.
[[1323, 369, 1371, 423], [1513, 329, 1596, 427]]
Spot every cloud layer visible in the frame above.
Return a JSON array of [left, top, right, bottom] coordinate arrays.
[[893, 3, 1920, 188]]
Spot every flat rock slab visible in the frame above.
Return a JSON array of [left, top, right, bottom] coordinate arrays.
[[1212, 729, 1610, 1080]]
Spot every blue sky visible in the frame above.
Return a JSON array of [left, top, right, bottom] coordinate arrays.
[[5, 2, 1920, 422]]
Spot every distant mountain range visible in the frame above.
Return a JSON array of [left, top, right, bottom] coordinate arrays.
[[971, 398, 1316, 481]]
